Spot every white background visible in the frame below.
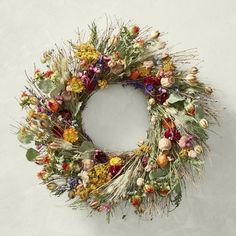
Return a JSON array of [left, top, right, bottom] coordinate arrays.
[[1, 0, 236, 235]]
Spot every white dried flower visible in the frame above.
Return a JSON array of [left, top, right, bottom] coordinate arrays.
[[188, 150, 197, 158], [148, 98, 155, 106], [158, 138, 172, 151], [136, 178, 145, 186]]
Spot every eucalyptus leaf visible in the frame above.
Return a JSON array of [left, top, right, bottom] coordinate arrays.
[[166, 93, 185, 104], [37, 79, 55, 94], [79, 141, 94, 152], [26, 148, 39, 161], [149, 168, 168, 180]]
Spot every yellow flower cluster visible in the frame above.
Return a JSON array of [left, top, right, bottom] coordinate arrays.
[[137, 64, 151, 77], [74, 43, 100, 64], [69, 77, 84, 93], [63, 127, 79, 143], [134, 143, 151, 156], [98, 79, 108, 89], [76, 164, 111, 200]]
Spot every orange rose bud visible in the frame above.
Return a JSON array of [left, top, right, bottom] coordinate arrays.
[[47, 99, 59, 113], [132, 25, 140, 35], [162, 118, 176, 129], [130, 70, 140, 80], [144, 184, 155, 193], [131, 195, 141, 206]]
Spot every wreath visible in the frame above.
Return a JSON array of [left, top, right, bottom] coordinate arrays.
[[17, 21, 216, 221]]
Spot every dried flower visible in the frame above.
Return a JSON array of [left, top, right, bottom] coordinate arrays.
[[164, 128, 181, 141], [98, 79, 108, 89], [131, 195, 141, 206], [178, 135, 193, 148], [83, 159, 94, 171], [69, 77, 85, 93], [136, 177, 145, 186], [160, 76, 175, 88], [74, 43, 100, 64], [188, 150, 197, 158], [144, 184, 155, 193], [63, 127, 79, 143], [143, 60, 154, 69], [158, 138, 172, 151]]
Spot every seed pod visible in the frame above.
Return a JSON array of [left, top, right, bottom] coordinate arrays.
[[190, 66, 199, 74], [194, 145, 203, 154], [205, 86, 213, 95], [68, 190, 75, 199], [34, 156, 44, 165], [199, 119, 209, 129], [90, 201, 100, 209], [150, 30, 160, 39], [47, 182, 58, 191], [156, 153, 169, 168]]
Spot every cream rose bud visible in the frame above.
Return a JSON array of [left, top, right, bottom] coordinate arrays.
[[136, 177, 145, 186], [199, 119, 209, 129], [144, 164, 152, 172], [158, 138, 172, 151], [188, 150, 197, 158], [150, 30, 160, 39], [148, 98, 156, 106], [194, 145, 203, 154], [161, 77, 175, 88], [82, 159, 94, 171], [143, 60, 154, 69]]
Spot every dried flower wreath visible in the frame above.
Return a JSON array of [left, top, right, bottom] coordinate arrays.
[[16, 21, 216, 222]]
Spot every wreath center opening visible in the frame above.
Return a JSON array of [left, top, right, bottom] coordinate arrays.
[[82, 84, 150, 152]]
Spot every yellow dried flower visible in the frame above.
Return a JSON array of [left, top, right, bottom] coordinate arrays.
[[109, 157, 122, 166], [137, 64, 151, 77], [74, 43, 100, 64], [69, 77, 84, 93], [134, 143, 151, 156], [63, 127, 79, 143], [98, 79, 108, 89], [179, 148, 188, 157]]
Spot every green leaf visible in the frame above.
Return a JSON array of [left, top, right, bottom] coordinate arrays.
[[37, 79, 55, 94], [166, 93, 185, 104], [149, 168, 168, 180], [17, 132, 33, 144], [195, 105, 205, 120], [73, 102, 82, 117], [26, 148, 39, 161], [79, 141, 94, 153]]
